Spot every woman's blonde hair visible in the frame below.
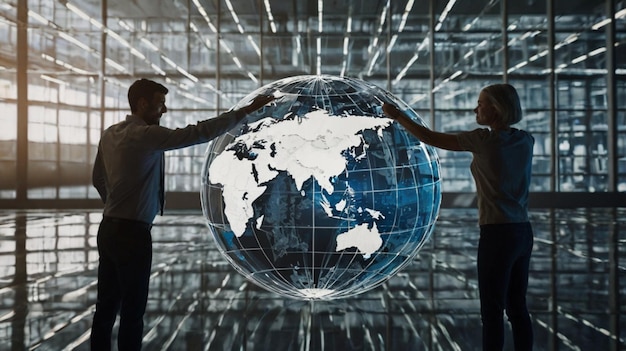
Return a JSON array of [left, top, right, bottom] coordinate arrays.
[[482, 83, 522, 126]]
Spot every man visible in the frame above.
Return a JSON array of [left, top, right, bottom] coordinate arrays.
[[91, 78, 273, 350]]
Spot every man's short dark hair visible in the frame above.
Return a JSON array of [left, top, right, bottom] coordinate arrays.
[[128, 78, 169, 113]]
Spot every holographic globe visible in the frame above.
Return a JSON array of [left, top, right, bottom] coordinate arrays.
[[201, 75, 440, 300]]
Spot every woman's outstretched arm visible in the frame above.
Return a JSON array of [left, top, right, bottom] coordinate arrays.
[[383, 103, 465, 151]]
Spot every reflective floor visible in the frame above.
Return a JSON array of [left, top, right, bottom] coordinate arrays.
[[0, 208, 624, 350]]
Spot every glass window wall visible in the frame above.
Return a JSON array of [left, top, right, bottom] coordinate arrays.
[[0, 0, 623, 206]]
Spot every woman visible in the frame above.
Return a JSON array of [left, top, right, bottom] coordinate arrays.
[[383, 83, 534, 351]]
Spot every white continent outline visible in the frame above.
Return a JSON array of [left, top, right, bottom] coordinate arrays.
[[208, 108, 393, 257]]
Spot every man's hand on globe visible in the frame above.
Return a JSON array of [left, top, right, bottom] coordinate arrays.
[[241, 94, 275, 115]]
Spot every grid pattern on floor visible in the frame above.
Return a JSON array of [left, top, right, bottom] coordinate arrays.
[[0, 208, 623, 350]]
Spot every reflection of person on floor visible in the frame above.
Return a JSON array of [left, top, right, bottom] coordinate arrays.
[[383, 83, 534, 351], [90, 78, 273, 351]]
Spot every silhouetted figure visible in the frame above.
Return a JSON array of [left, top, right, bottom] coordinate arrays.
[[383, 83, 534, 351], [91, 78, 273, 350]]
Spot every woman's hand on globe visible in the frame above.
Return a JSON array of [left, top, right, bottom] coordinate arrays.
[[382, 103, 403, 120]]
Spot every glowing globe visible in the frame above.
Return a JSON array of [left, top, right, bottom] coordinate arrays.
[[201, 75, 440, 300]]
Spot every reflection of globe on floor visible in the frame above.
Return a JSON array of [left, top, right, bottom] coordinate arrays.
[[201, 75, 441, 300]]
